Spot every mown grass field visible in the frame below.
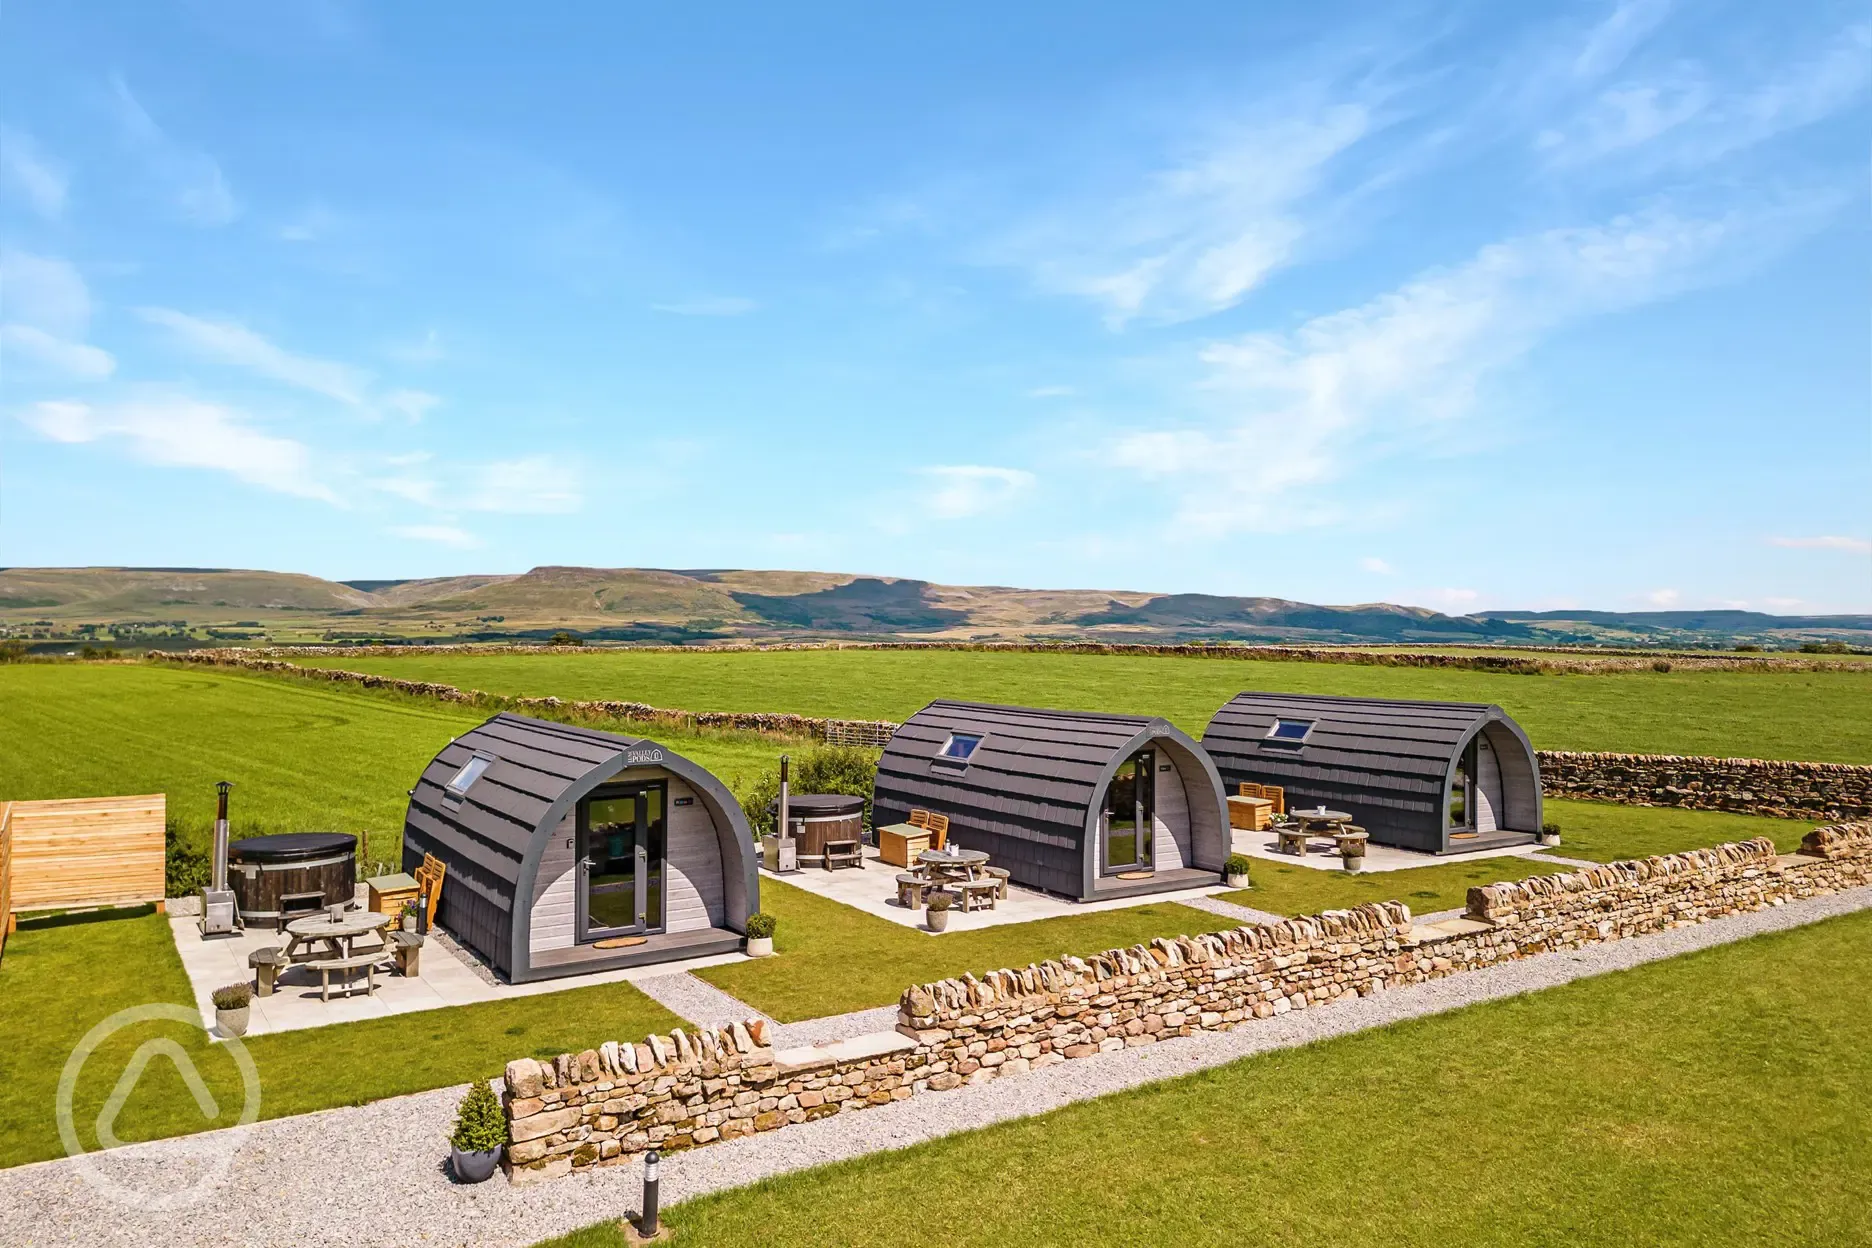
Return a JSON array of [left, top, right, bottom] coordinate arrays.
[[0, 906, 685, 1170], [289, 648, 1872, 761], [542, 909, 1872, 1248], [0, 662, 803, 852]]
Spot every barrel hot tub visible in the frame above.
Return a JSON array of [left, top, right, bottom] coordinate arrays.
[[767, 793, 866, 865], [228, 832, 357, 926]]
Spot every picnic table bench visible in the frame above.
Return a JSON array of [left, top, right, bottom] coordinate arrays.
[[309, 952, 379, 1001]]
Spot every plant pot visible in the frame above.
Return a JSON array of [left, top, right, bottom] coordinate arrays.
[[1225, 872, 1250, 889], [216, 1006, 250, 1038], [746, 936, 773, 958], [1539, 834, 1561, 847], [451, 1145, 501, 1184], [1341, 856, 1365, 874], [402, 914, 418, 932], [926, 908, 951, 933]]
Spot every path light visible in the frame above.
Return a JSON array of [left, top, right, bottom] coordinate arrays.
[[641, 1148, 660, 1236]]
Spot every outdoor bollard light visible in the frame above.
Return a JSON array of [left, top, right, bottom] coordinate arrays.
[[641, 1148, 661, 1235]]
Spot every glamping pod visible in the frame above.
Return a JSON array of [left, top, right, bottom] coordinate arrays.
[[402, 713, 758, 982], [872, 700, 1229, 901], [1201, 692, 1542, 854]]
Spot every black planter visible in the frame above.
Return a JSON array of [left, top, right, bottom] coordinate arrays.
[[452, 1145, 501, 1183]]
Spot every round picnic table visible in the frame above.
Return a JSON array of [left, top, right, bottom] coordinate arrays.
[[1293, 808, 1352, 827], [917, 847, 989, 883], [283, 908, 392, 964]]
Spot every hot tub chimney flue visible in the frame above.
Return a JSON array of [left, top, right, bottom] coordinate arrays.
[[199, 780, 239, 937], [211, 779, 232, 893]]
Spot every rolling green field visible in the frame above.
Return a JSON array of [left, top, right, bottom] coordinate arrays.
[[544, 910, 1872, 1248], [289, 649, 1872, 762], [0, 906, 686, 1170], [0, 663, 801, 848]]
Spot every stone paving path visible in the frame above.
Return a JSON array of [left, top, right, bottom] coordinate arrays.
[[6, 884, 1866, 1248]]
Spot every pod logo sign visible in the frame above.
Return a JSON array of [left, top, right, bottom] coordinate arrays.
[[56, 1004, 263, 1210]]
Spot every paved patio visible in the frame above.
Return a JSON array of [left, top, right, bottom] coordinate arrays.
[[762, 850, 1228, 932], [168, 890, 747, 1041], [1230, 827, 1557, 874]]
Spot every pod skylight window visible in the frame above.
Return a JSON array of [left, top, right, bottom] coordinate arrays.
[[1264, 718, 1316, 745], [446, 754, 493, 796], [937, 733, 984, 762]]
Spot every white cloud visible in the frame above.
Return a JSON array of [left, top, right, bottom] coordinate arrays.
[[381, 389, 442, 421], [1770, 535, 1872, 555], [1764, 597, 1804, 609], [465, 455, 583, 514], [390, 524, 480, 549], [0, 251, 114, 378], [0, 324, 115, 378], [0, 127, 68, 218], [1026, 385, 1076, 399], [111, 76, 237, 226], [17, 395, 335, 502], [920, 465, 1036, 519], [368, 473, 440, 507], [1002, 103, 1371, 327], [1360, 556, 1394, 574], [651, 296, 757, 317], [1645, 588, 1681, 607], [1108, 205, 1804, 536], [388, 329, 446, 364], [139, 307, 370, 406], [1571, 0, 1673, 80]]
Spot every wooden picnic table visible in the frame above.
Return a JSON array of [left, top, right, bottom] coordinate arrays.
[[917, 847, 989, 881], [283, 908, 393, 965]]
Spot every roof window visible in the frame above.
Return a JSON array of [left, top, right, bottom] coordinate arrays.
[[445, 754, 493, 798], [1263, 718, 1316, 746], [937, 732, 984, 763]]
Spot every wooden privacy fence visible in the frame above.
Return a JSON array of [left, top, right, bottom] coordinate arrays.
[[0, 803, 12, 960], [0, 795, 167, 946]]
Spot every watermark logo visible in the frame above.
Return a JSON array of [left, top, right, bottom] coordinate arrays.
[[56, 1003, 262, 1210]]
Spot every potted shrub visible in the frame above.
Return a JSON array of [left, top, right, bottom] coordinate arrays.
[[1224, 853, 1252, 889], [212, 981, 252, 1038], [400, 899, 420, 932], [450, 1079, 505, 1183], [925, 890, 954, 932], [1539, 821, 1562, 848], [1340, 840, 1367, 874], [745, 911, 777, 957]]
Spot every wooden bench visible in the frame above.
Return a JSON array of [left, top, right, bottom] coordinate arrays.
[[983, 865, 1011, 899], [822, 838, 863, 871], [309, 953, 379, 1001], [388, 929, 424, 977], [895, 873, 932, 909], [955, 879, 997, 913], [1274, 825, 1311, 856], [248, 946, 286, 996]]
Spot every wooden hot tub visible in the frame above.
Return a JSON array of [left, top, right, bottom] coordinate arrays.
[[228, 832, 356, 926], [767, 793, 865, 865]]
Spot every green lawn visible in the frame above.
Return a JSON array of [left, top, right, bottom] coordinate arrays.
[[0, 662, 803, 859], [541, 908, 1872, 1248], [695, 878, 1237, 1021], [288, 648, 1872, 762], [0, 905, 687, 1170], [1539, 798, 1813, 863]]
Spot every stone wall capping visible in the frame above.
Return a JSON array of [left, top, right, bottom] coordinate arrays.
[[503, 822, 1868, 1188]]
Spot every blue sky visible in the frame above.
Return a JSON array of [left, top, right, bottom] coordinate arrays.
[[2, 1, 1868, 613]]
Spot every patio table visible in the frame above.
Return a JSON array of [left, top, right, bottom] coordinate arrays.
[[917, 847, 989, 885], [283, 908, 393, 965]]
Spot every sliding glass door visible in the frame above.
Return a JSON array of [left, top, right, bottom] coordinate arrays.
[[1101, 749, 1156, 873]]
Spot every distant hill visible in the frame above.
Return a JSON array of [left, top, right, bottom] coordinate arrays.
[[2, 565, 1867, 649]]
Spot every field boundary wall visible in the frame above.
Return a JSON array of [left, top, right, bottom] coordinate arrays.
[[500, 822, 1871, 1185], [157, 650, 1872, 815]]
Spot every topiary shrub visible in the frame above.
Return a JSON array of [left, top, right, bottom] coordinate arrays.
[[926, 890, 954, 912], [451, 1079, 506, 1153], [744, 912, 777, 940], [1541, 820, 1561, 836], [1224, 853, 1252, 878], [211, 982, 252, 1011]]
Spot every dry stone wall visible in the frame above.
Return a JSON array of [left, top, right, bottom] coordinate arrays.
[[502, 824, 1869, 1185], [1536, 751, 1872, 820]]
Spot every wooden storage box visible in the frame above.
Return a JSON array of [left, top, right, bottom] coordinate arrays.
[[367, 872, 421, 916], [876, 824, 931, 868], [1227, 795, 1273, 831]]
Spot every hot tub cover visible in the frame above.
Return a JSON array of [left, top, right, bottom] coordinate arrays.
[[766, 792, 866, 816], [229, 832, 357, 862]]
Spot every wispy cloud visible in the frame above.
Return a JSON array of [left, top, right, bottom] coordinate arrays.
[[18, 395, 335, 502], [464, 455, 583, 514], [110, 75, 237, 226], [1644, 587, 1681, 607], [0, 127, 68, 218], [387, 329, 446, 364], [996, 101, 1373, 327], [1108, 204, 1816, 536], [920, 465, 1036, 519], [389, 523, 481, 549], [0, 251, 115, 378], [1026, 385, 1077, 399], [137, 307, 439, 420], [1570, 0, 1673, 80], [1770, 535, 1872, 555], [651, 295, 757, 317], [1360, 556, 1394, 574]]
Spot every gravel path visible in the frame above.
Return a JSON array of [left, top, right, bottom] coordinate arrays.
[[1181, 894, 1283, 925], [631, 974, 773, 1030], [771, 1005, 902, 1048], [6, 884, 1866, 1248]]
